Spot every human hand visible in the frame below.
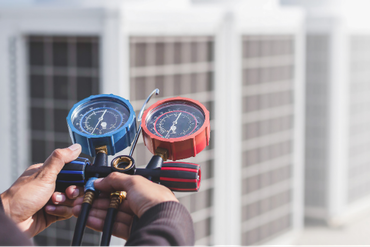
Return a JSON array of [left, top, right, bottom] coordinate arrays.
[[72, 172, 178, 239], [0, 144, 84, 237]]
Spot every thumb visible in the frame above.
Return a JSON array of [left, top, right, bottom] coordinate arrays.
[[39, 144, 82, 180]]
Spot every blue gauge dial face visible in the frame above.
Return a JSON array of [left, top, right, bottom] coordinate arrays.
[[71, 99, 130, 136], [145, 101, 205, 139]]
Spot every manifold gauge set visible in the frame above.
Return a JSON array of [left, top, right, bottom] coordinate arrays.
[[55, 90, 210, 246]]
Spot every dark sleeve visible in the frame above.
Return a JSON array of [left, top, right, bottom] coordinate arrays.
[[125, 201, 195, 246], [0, 196, 34, 246]]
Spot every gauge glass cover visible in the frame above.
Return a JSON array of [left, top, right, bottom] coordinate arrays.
[[71, 99, 130, 136], [145, 101, 205, 139]]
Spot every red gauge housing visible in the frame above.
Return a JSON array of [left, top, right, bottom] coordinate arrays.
[[141, 97, 210, 161]]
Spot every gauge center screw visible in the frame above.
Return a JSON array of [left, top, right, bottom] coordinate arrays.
[[165, 113, 182, 138]]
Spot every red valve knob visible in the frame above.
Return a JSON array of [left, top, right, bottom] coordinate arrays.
[[159, 162, 201, 192]]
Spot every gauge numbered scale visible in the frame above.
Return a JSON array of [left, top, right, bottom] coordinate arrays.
[[67, 94, 136, 156], [141, 97, 210, 161]]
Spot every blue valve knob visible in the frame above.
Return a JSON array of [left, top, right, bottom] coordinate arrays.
[[56, 157, 90, 191]]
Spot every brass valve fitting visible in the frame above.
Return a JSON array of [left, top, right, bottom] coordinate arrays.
[[109, 191, 127, 209]]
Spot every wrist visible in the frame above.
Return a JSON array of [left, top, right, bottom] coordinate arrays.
[[1, 191, 34, 237]]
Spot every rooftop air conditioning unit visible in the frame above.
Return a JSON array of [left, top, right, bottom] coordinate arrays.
[[281, 0, 370, 226]]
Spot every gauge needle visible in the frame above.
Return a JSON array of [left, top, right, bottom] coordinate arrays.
[[165, 113, 181, 138], [92, 109, 107, 134]]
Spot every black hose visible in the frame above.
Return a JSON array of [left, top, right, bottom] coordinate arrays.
[[100, 208, 118, 246], [71, 202, 92, 246], [71, 151, 107, 246]]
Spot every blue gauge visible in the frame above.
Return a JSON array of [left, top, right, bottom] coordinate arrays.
[[67, 94, 136, 157]]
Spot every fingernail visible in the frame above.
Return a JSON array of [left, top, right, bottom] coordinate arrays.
[[46, 205, 56, 211], [72, 188, 80, 199], [68, 144, 81, 151], [55, 194, 66, 204], [94, 178, 104, 184]]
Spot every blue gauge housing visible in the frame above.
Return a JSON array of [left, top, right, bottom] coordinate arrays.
[[66, 94, 137, 157]]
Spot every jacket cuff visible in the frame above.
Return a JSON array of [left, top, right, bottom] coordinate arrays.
[[134, 201, 192, 228]]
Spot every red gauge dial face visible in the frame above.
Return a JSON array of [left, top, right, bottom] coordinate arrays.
[[145, 101, 205, 139], [141, 97, 210, 161]]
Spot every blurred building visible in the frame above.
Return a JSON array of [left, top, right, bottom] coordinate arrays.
[[0, 0, 304, 245], [281, 0, 370, 226]]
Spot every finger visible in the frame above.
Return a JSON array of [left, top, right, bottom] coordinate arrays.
[[72, 204, 132, 225], [94, 172, 143, 193], [45, 204, 73, 219], [74, 197, 114, 211], [73, 197, 133, 218], [72, 199, 110, 217], [84, 216, 131, 239], [73, 196, 84, 206], [65, 185, 84, 199], [72, 191, 118, 201], [112, 221, 131, 240], [73, 196, 110, 209], [98, 192, 111, 198], [89, 208, 133, 226], [72, 204, 81, 217], [51, 192, 76, 207], [119, 199, 134, 215], [37, 144, 82, 182], [92, 196, 133, 215]]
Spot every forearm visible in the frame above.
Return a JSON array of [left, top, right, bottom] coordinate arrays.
[[126, 201, 195, 246], [0, 193, 10, 217], [0, 193, 3, 212]]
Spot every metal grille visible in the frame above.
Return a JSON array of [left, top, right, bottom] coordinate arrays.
[[28, 35, 100, 246], [241, 35, 294, 245], [129, 36, 214, 245], [348, 36, 370, 203], [305, 34, 330, 209]]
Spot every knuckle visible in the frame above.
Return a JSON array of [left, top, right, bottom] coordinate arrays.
[[108, 172, 121, 180], [52, 149, 64, 161], [130, 175, 144, 185], [64, 208, 73, 217], [58, 208, 72, 218], [29, 163, 42, 169]]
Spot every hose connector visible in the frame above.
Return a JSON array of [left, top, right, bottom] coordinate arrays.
[[83, 177, 99, 204], [109, 191, 127, 209], [84, 177, 98, 193], [83, 191, 95, 205], [155, 148, 168, 161]]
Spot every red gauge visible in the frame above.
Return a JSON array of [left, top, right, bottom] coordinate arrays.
[[141, 97, 210, 161]]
